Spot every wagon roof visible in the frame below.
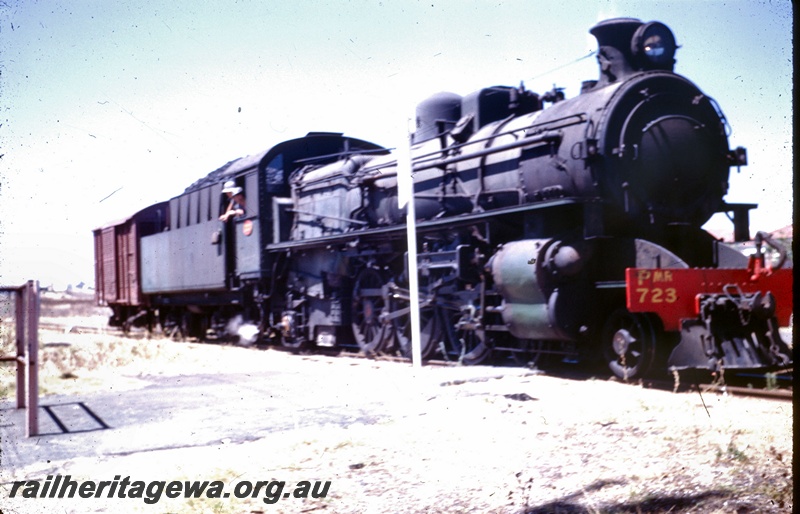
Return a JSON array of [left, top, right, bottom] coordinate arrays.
[[93, 201, 169, 231]]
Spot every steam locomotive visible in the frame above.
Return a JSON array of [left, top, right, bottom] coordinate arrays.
[[94, 18, 792, 379]]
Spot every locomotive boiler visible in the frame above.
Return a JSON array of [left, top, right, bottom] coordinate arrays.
[[95, 18, 792, 379]]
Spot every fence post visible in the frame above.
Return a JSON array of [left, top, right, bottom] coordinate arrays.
[[25, 280, 39, 437], [15, 286, 26, 409]]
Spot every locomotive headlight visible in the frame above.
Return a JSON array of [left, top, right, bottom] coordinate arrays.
[[631, 22, 676, 69]]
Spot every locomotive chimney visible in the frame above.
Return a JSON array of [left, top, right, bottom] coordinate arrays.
[[589, 17, 643, 86], [589, 17, 677, 89]]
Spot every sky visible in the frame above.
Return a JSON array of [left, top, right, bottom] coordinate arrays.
[[0, 0, 793, 289]]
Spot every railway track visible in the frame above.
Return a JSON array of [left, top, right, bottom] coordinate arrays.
[[623, 371, 793, 402], [38, 321, 141, 337], [695, 383, 792, 401], [35, 321, 793, 401]]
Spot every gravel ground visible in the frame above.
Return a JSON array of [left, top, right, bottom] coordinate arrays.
[[1, 333, 793, 513]]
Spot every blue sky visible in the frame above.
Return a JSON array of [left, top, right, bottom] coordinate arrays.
[[0, 0, 792, 288]]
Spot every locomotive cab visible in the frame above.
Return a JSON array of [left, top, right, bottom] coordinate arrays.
[[135, 133, 387, 341]]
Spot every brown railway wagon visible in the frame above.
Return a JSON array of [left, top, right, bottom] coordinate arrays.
[[93, 202, 169, 328]]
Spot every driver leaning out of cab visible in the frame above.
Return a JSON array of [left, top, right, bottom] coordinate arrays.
[[220, 180, 247, 222]]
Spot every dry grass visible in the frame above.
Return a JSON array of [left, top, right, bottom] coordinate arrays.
[[0, 290, 156, 397]]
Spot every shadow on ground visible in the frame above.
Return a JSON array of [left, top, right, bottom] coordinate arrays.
[[522, 479, 744, 514]]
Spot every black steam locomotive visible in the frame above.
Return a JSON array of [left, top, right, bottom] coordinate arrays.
[[95, 18, 792, 379]]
